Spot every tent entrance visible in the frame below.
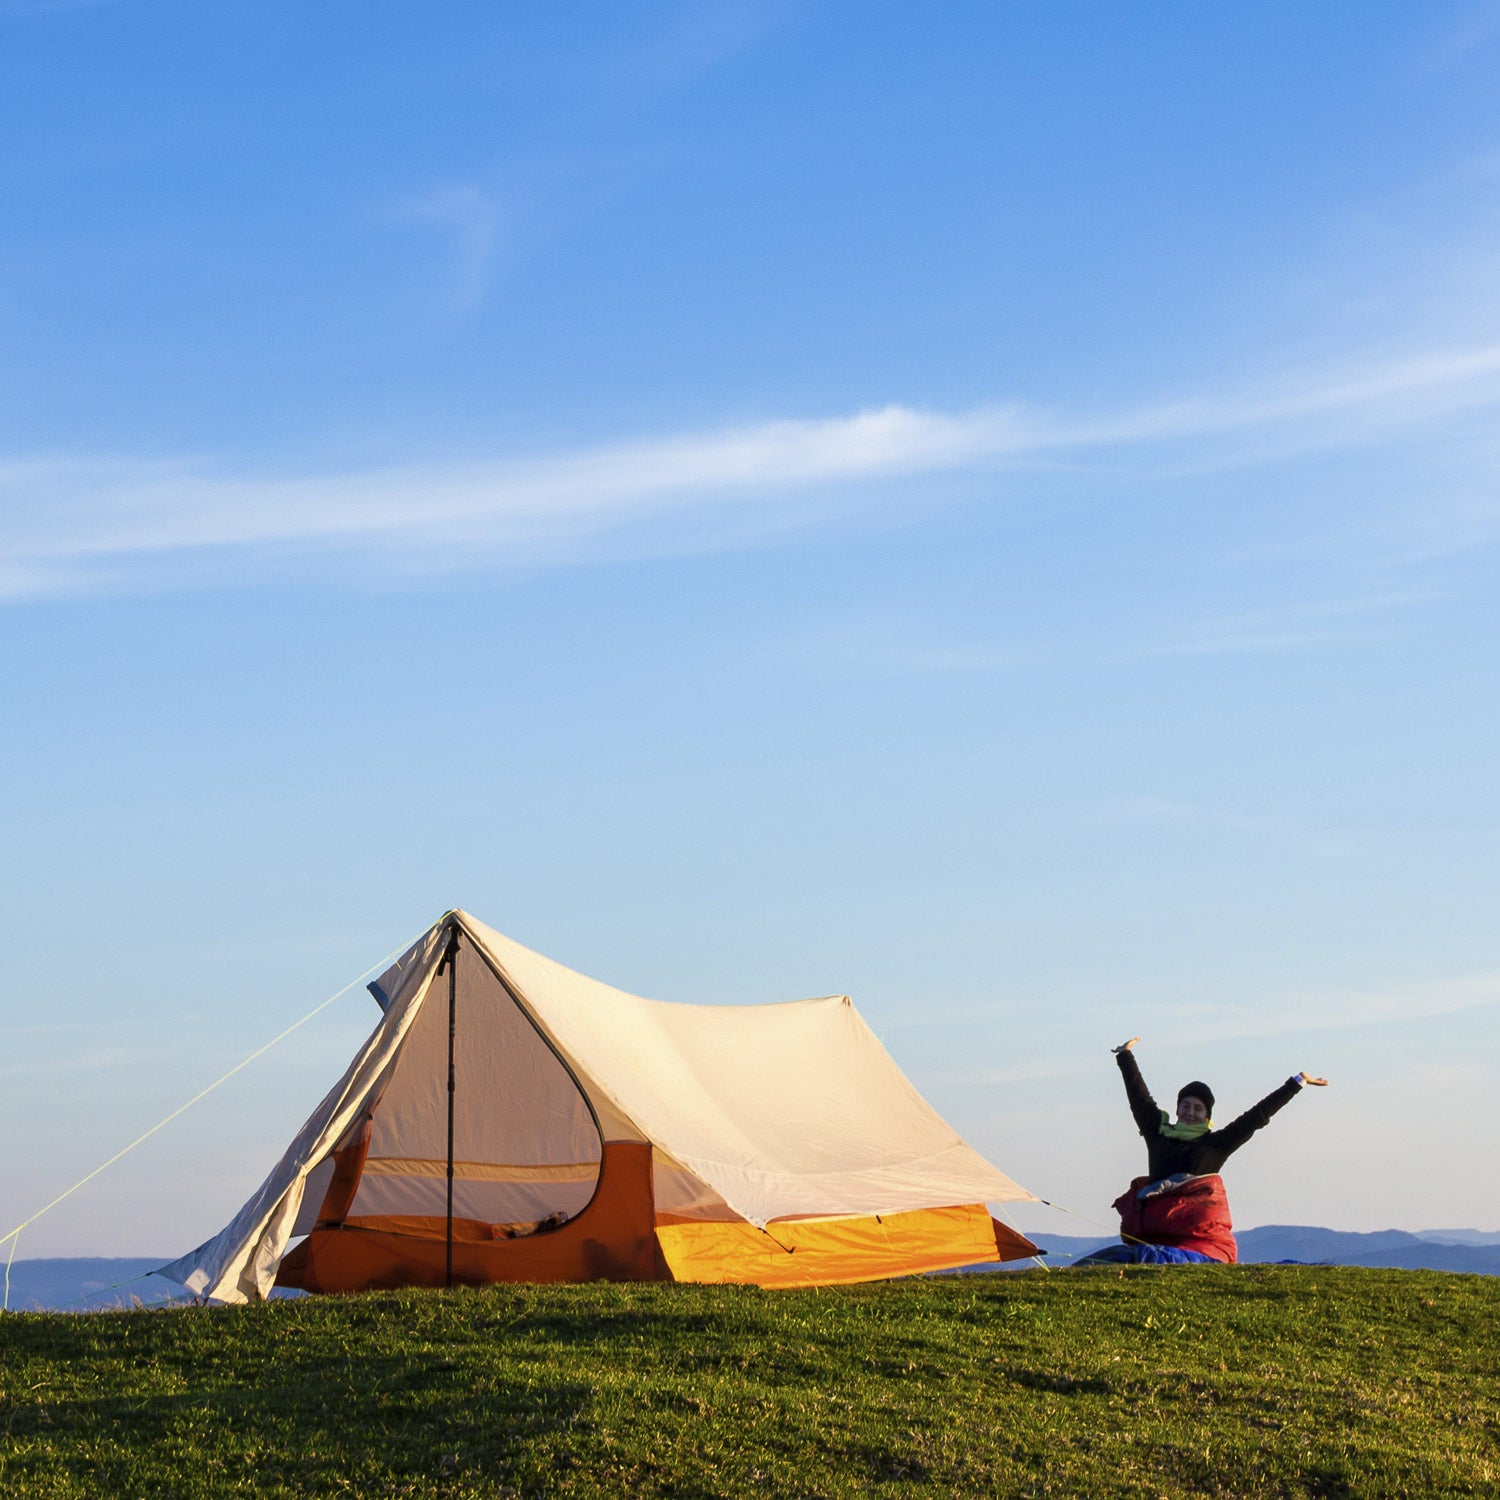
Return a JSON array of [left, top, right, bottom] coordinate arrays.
[[278, 1140, 666, 1291], [313, 928, 605, 1241]]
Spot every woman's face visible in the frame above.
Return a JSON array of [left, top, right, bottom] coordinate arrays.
[[1176, 1095, 1209, 1125]]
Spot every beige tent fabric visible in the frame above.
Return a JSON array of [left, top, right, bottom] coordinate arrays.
[[161, 910, 1034, 1303], [463, 914, 1032, 1225]]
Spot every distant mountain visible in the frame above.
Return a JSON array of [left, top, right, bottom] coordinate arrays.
[[1238, 1225, 1500, 1273], [1418, 1228, 1500, 1247], [1342, 1243, 1500, 1274], [3, 1258, 185, 1312], [1009, 1226, 1500, 1275], [1235, 1225, 1426, 1262]]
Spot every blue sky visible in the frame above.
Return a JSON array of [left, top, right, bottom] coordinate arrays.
[[4, 2, 1499, 1258]]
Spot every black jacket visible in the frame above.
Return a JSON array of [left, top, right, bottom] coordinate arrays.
[[1117, 1050, 1301, 1180]]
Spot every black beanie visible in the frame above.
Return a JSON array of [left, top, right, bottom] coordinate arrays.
[[1177, 1081, 1215, 1114]]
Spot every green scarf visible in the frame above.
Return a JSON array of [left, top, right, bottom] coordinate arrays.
[[1157, 1110, 1211, 1141]]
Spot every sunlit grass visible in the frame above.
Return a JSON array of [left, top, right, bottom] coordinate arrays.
[[2, 1266, 1495, 1497]]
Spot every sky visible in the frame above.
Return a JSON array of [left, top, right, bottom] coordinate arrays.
[[3, 1, 1500, 1261]]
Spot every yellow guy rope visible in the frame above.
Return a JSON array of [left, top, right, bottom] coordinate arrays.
[[992, 1199, 1050, 1272], [1031, 1195, 1160, 1257], [1, 938, 411, 1310]]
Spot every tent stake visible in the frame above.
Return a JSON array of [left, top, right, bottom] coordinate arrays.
[[441, 924, 460, 1289]]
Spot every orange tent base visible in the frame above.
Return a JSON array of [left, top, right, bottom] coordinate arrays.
[[276, 1140, 1041, 1294], [277, 1141, 665, 1292], [657, 1204, 1038, 1287]]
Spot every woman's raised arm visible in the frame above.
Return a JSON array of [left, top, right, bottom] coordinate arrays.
[[1112, 1038, 1161, 1138]]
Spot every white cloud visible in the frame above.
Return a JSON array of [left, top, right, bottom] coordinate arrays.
[[799, 587, 1444, 677], [400, 183, 501, 309], [913, 1055, 1100, 1090], [0, 0, 116, 15], [1417, 0, 1500, 69], [1166, 969, 1500, 1046], [908, 969, 1500, 1089], [623, 0, 783, 88], [6, 340, 1500, 601], [1148, 593, 1436, 658]]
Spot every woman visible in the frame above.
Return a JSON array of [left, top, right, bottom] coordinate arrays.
[[1078, 1037, 1328, 1265]]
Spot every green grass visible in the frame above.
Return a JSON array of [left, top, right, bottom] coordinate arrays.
[[2, 1267, 1497, 1497]]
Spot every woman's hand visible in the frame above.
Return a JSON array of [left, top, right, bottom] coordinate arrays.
[[1297, 1072, 1329, 1086], [1112, 1037, 1141, 1055]]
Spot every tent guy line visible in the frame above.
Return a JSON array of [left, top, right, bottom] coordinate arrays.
[[0, 934, 417, 1311]]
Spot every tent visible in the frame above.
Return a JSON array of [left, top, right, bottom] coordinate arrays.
[[162, 911, 1038, 1302]]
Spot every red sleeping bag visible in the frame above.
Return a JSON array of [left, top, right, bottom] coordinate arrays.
[[1112, 1174, 1237, 1263]]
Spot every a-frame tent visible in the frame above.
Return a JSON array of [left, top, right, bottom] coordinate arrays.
[[162, 911, 1038, 1302]]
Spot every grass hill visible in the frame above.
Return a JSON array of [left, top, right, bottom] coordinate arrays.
[[2, 1266, 1496, 1497]]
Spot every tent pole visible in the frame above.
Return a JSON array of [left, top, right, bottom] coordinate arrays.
[[441, 924, 460, 1289]]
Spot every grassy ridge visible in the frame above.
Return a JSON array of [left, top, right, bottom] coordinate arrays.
[[2, 1267, 1496, 1497]]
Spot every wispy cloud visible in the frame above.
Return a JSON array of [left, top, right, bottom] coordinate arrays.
[[399, 184, 501, 309], [1147, 592, 1436, 657], [6, 341, 1500, 601], [913, 1054, 1101, 1090], [1098, 796, 1357, 860], [1164, 969, 1500, 1046], [0, 1020, 173, 1036], [0, 1046, 171, 1079], [800, 588, 1442, 677], [0, 0, 117, 16], [915, 970, 1500, 1088], [1418, 0, 1500, 69], [622, 0, 784, 88]]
